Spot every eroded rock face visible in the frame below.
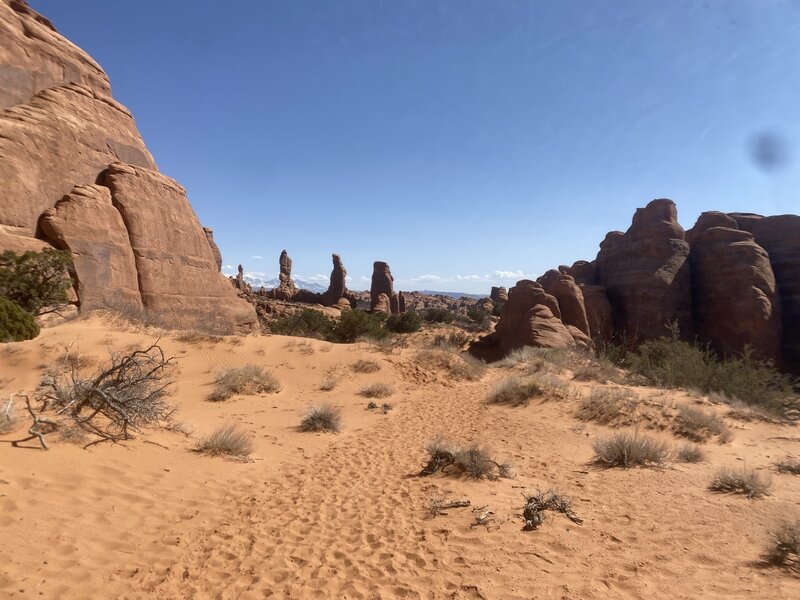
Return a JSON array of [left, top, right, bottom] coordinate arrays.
[[564, 260, 595, 286], [468, 280, 577, 362], [39, 184, 143, 312], [0, 1, 256, 332], [580, 285, 613, 346], [490, 286, 508, 303], [267, 250, 298, 300], [730, 213, 800, 371], [370, 261, 394, 313], [203, 228, 222, 271], [538, 269, 590, 336], [321, 253, 349, 306], [373, 292, 391, 315], [595, 199, 693, 341]]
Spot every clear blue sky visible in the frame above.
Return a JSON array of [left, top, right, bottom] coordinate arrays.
[[31, 0, 800, 293]]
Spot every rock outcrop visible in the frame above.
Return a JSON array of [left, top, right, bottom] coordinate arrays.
[[320, 253, 355, 307], [370, 261, 394, 314], [595, 199, 693, 341], [537, 270, 590, 336], [580, 285, 613, 346], [688, 215, 782, 364], [0, 1, 255, 332], [490, 286, 508, 303], [268, 250, 297, 300]]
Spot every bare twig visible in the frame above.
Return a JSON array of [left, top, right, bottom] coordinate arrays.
[[10, 394, 58, 450]]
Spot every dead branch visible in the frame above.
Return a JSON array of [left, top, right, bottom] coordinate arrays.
[[10, 394, 58, 450], [521, 490, 583, 531], [427, 498, 471, 518]]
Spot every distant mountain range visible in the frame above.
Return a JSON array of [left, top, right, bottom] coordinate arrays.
[[243, 276, 327, 294], [416, 290, 486, 299]]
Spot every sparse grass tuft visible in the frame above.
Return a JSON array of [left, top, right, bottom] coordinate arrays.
[[319, 378, 337, 391], [176, 330, 224, 345], [195, 423, 253, 459], [571, 356, 623, 383], [381, 402, 393, 414], [676, 443, 705, 463], [417, 349, 486, 381], [576, 387, 637, 425], [209, 365, 281, 401], [359, 383, 393, 399], [487, 376, 544, 407], [592, 431, 670, 468], [495, 347, 570, 371], [300, 404, 341, 433], [674, 404, 731, 443], [709, 467, 772, 498], [776, 458, 800, 475], [352, 359, 380, 373], [766, 518, 800, 568], [431, 331, 473, 350]]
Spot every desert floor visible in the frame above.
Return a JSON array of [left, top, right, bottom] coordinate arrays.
[[1, 314, 799, 599]]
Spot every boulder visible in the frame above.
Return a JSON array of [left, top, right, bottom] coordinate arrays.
[[730, 213, 800, 371], [370, 261, 394, 312], [688, 218, 782, 364], [468, 280, 576, 362], [595, 199, 693, 341], [538, 269, 590, 336], [38, 184, 143, 312]]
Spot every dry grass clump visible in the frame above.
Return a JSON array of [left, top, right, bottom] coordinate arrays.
[[420, 436, 511, 480], [0, 397, 16, 434], [300, 404, 342, 433], [352, 359, 381, 373], [522, 489, 583, 530], [571, 356, 623, 383], [431, 331, 473, 350], [576, 387, 638, 425], [175, 330, 224, 345], [359, 383, 393, 399], [495, 346, 570, 371], [592, 431, 670, 468], [487, 377, 544, 407], [766, 518, 800, 569], [416, 349, 486, 381], [709, 467, 772, 498], [319, 378, 337, 391], [209, 365, 281, 401], [195, 423, 253, 459], [676, 443, 705, 463], [776, 457, 800, 475], [674, 404, 731, 442]]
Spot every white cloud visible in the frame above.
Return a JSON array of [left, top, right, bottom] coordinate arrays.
[[251, 255, 264, 260], [297, 273, 329, 283], [410, 274, 443, 283]]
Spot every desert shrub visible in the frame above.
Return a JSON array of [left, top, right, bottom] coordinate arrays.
[[319, 378, 337, 391], [195, 423, 253, 459], [359, 383, 393, 398], [420, 436, 511, 480], [674, 404, 730, 442], [209, 365, 281, 401], [592, 431, 670, 468], [425, 308, 456, 324], [431, 331, 472, 349], [416, 348, 486, 381], [269, 308, 333, 339], [385, 311, 423, 334], [776, 458, 800, 475], [522, 489, 583, 530], [300, 404, 341, 432], [487, 377, 544, 407], [576, 387, 637, 425], [0, 397, 16, 434], [492, 301, 505, 317], [630, 337, 792, 411], [466, 305, 491, 329], [766, 518, 800, 568], [572, 356, 622, 383], [495, 346, 571, 371], [0, 249, 73, 316], [0, 297, 40, 342], [381, 403, 393, 413], [709, 467, 772, 498], [352, 359, 380, 373], [676, 443, 705, 463], [329, 309, 388, 343]]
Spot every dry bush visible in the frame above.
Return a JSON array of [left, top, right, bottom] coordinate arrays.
[[571, 356, 623, 383], [592, 431, 670, 468], [416, 349, 487, 381], [431, 331, 472, 350], [175, 330, 224, 345], [767, 518, 800, 569], [195, 423, 253, 459], [776, 458, 800, 475], [300, 404, 341, 432], [577, 387, 638, 425], [0, 397, 16, 434], [534, 373, 573, 399], [381, 402, 393, 414], [676, 443, 705, 463], [674, 404, 731, 442], [352, 359, 380, 373], [209, 365, 281, 401], [522, 489, 583, 530], [319, 378, 337, 391], [487, 377, 543, 407], [420, 436, 511, 480], [359, 383, 393, 399], [709, 467, 772, 498], [495, 346, 570, 371]]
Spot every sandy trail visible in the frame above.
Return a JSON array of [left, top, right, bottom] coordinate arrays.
[[2, 317, 800, 599]]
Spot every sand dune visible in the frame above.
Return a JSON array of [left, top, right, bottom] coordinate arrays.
[[1, 315, 799, 598]]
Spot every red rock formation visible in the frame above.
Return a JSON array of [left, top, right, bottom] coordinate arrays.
[[688, 216, 782, 364], [398, 291, 406, 314], [595, 199, 693, 341], [490, 286, 508, 303], [564, 260, 595, 286], [320, 253, 355, 307], [0, 1, 255, 332], [370, 261, 394, 313], [580, 284, 613, 346], [267, 250, 297, 300], [730, 213, 800, 371], [538, 269, 591, 336], [373, 293, 391, 315], [203, 228, 222, 271], [468, 280, 580, 362]]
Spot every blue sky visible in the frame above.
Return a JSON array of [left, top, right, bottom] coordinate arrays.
[[31, 1, 800, 293]]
